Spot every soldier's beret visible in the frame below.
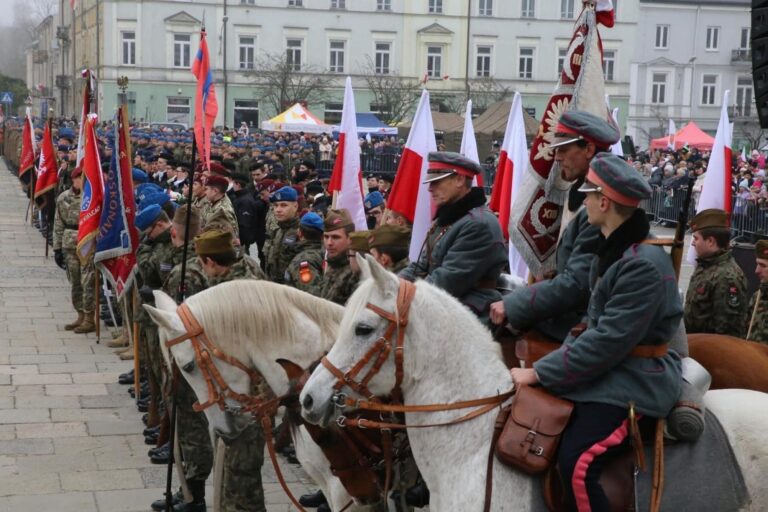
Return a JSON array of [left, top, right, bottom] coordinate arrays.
[[132, 168, 149, 184], [139, 190, 171, 209], [205, 175, 229, 189], [550, 110, 620, 150], [364, 191, 385, 211], [578, 152, 650, 208], [324, 208, 354, 232], [270, 186, 298, 203], [299, 212, 324, 233], [349, 231, 371, 253], [689, 208, 729, 232], [756, 240, 768, 260], [301, 159, 316, 170], [267, 181, 283, 194], [136, 183, 164, 203], [370, 224, 411, 250], [194, 229, 235, 256], [209, 162, 230, 177], [232, 171, 250, 186], [135, 204, 163, 231], [424, 151, 483, 184], [172, 204, 201, 234], [305, 180, 324, 196], [71, 167, 83, 179]]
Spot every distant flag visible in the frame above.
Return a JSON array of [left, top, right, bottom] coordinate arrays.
[[610, 107, 623, 156], [387, 89, 437, 262], [459, 99, 483, 187], [191, 29, 218, 170], [93, 106, 139, 300], [328, 77, 367, 230], [33, 118, 58, 208], [76, 114, 104, 263], [70, 0, 76, 10], [18, 108, 37, 187], [667, 119, 677, 150], [75, 69, 95, 169], [687, 90, 733, 265]]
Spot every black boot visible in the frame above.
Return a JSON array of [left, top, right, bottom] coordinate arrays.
[[299, 489, 328, 508], [151, 489, 183, 511], [405, 480, 430, 508], [173, 479, 206, 512]]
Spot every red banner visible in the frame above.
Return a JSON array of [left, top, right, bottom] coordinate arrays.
[[33, 119, 58, 206], [76, 114, 104, 263], [18, 112, 36, 183]]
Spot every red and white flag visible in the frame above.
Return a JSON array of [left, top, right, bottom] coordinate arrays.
[[33, 119, 58, 207], [328, 77, 367, 230], [687, 90, 732, 264], [459, 99, 483, 188], [18, 108, 37, 185], [667, 119, 677, 150], [75, 69, 95, 169], [610, 107, 623, 156], [387, 89, 437, 262]]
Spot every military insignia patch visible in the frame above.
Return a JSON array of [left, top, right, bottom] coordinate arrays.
[[284, 234, 297, 245], [728, 286, 740, 307], [299, 261, 313, 283]]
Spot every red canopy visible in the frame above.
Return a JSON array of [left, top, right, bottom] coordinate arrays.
[[650, 121, 715, 150]]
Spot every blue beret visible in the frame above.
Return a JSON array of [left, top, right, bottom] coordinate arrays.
[[135, 204, 162, 231], [139, 190, 170, 210], [299, 212, 324, 232], [59, 127, 75, 139], [364, 191, 385, 210], [270, 186, 298, 203], [578, 153, 651, 208], [132, 168, 149, 184], [550, 110, 620, 150]]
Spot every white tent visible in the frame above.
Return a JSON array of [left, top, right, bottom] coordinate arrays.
[[261, 103, 333, 134]]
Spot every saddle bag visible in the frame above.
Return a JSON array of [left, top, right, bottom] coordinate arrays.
[[495, 385, 573, 474]]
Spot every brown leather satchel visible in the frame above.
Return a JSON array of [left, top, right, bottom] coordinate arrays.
[[495, 385, 574, 474]]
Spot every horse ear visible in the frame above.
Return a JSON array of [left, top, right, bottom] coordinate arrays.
[[366, 254, 400, 295], [153, 290, 177, 312], [144, 304, 185, 334], [357, 252, 372, 281], [276, 358, 306, 382]]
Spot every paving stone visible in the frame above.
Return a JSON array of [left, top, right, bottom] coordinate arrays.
[[0, 409, 50, 424], [0, 364, 39, 375], [9, 354, 65, 364], [12, 373, 72, 385], [46, 383, 108, 396], [15, 396, 81, 409], [0, 438, 54, 455], [61, 469, 144, 492], [15, 422, 88, 439], [72, 372, 122, 384], [94, 488, 169, 512], [39, 362, 97, 374], [0, 491, 97, 512], [0, 472, 62, 497]]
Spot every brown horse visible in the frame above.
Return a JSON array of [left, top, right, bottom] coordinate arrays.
[[687, 334, 768, 392]]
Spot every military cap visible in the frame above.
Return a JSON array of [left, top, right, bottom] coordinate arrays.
[[305, 180, 324, 196], [172, 204, 201, 233], [57, 144, 71, 152], [71, 167, 83, 179], [689, 208, 729, 232], [424, 151, 483, 184], [135, 204, 163, 231], [205, 174, 229, 190], [301, 159, 316, 171], [209, 162, 230, 177], [300, 212, 324, 233], [369, 224, 411, 250], [59, 127, 75, 140], [324, 208, 354, 232], [136, 183, 164, 203], [364, 191, 385, 211], [349, 231, 371, 253], [141, 190, 171, 208], [549, 110, 620, 150], [756, 240, 768, 260], [232, 171, 250, 186], [132, 168, 149, 184], [194, 229, 235, 256], [378, 173, 394, 183], [577, 152, 651, 207], [254, 179, 273, 193], [270, 186, 298, 203]]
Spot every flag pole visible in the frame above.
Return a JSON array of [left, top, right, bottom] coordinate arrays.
[[44, 112, 54, 260], [94, 267, 100, 344], [132, 287, 140, 402]]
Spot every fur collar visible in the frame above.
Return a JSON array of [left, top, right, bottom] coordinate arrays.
[[594, 209, 650, 276], [434, 188, 486, 226]]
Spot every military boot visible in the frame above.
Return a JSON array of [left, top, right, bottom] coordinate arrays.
[[65, 311, 84, 331], [118, 346, 135, 361], [173, 479, 206, 512], [74, 312, 96, 334], [107, 334, 128, 348]]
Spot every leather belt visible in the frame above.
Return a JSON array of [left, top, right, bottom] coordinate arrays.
[[477, 278, 497, 290]]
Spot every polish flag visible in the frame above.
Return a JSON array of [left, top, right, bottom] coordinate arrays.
[[387, 89, 437, 262], [593, 0, 615, 27], [687, 90, 733, 264], [610, 107, 623, 156], [667, 119, 677, 150], [328, 77, 367, 230], [459, 99, 482, 188]]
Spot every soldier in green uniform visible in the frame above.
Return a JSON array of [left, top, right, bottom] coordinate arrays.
[[684, 208, 748, 337], [264, 186, 301, 283], [53, 168, 97, 333], [369, 224, 411, 273], [284, 212, 324, 295], [319, 209, 359, 305], [201, 174, 239, 238], [746, 240, 768, 343], [194, 229, 267, 512]]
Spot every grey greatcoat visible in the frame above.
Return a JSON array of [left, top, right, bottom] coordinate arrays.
[[534, 229, 683, 418], [501, 208, 600, 341], [400, 188, 507, 318]]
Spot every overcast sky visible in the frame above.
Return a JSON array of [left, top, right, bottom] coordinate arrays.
[[0, 0, 18, 26]]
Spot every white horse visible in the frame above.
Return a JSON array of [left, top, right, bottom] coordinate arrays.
[[300, 256, 768, 511], [145, 280, 376, 512]]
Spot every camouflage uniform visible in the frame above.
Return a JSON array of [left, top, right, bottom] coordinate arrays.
[[53, 187, 95, 314], [262, 208, 279, 257], [192, 195, 209, 215], [284, 239, 324, 295], [391, 257, 410, 274], [319, 253, 359, 305], [201, 194, 239, 238], [207, 255, 263, 287], [746, 283, 768, 344], [684, 250, 748, 337], [264, 216, 301, 284]]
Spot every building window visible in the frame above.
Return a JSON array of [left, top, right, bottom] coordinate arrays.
[[375, 42, 391, 74], [234, 100, 259, 127], [330, 0, 346, 8], [736, 76, 753, 117], [519, 47, 534, 79], [701, 74, 717, 105], [655, 25, 669, 50], [173, 34, 191, 68], [324, 102, 343, 125], [651, 73, 667, 104], [521, 0, 535, 18], [560, 0, 575, 19], [476, 45, 492, 78], [479, 0, 493, 16], [241, 0, 255, 4], [377, 0, 391, 11], [557, 48, 567, 77], [706, 27, 720, 51], [329, 40, 345, 73], [286, 38, 302, 71], [288, 0, 303, 6], [166, 96, 191, 126], [740, 27, 751, 50], [429, 0, 443, 14], [121, 31, 136, 66], [603, 50, 615, 82], [427, 46, 442, 79], [239, 36, 256, 70]]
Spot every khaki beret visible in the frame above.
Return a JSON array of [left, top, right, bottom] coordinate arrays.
[[172, 204, 200, 233], [194, 229, 234, 256], [689, 208, 729, 232], [369, 225, 411, 250], [349, 231, 371, 253], [324, 208, 354, 232]]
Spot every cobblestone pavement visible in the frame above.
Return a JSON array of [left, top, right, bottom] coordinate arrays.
[[0, 160, 313, 511]]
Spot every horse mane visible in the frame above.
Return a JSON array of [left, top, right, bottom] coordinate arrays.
[[185, 280, 344, 354]]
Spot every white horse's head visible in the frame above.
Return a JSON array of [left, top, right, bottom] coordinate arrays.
[[145, 290, 254, 440], [301, 255, 407, 427]]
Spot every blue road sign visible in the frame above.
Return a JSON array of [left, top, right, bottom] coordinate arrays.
[[0, 92, 13, 104]]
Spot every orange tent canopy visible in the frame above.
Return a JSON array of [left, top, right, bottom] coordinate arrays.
[[650, 121, 715, 150]]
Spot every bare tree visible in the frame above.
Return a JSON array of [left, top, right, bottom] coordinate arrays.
[[14, 0, 57, 36], [440, 77, 512, 115], [247, 53, 334, 116], [737, 121, 766, 151], [359, 57, 421, 125]]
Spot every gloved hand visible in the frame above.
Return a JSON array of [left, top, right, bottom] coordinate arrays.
[[53, 249, 66, 270], [138, 286, 155, 303]]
